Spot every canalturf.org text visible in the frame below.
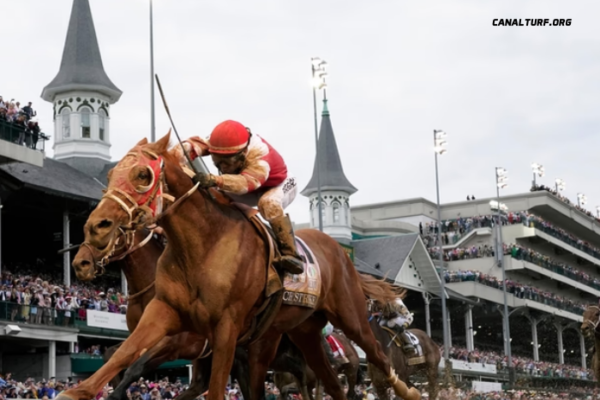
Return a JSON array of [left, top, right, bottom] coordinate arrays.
[[493, 19, 571, 26]]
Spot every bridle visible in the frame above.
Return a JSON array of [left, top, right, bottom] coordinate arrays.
[[80, 227, 155, 278], [86, 148, 199, 273], [583, 305, 600, 334]]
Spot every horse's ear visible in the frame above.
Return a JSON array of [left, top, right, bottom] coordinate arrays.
[[155, 130, 171, 152], [136, 137, 149, 146]]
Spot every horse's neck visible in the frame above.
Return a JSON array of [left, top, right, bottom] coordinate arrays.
[[162, 163, 245, 257], [120, 239, 159, 299]]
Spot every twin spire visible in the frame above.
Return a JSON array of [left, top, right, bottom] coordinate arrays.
[[301, 98, 357, 197], [41, 0, 121, 102]]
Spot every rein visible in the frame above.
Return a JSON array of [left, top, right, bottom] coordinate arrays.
[[80, 228, 155, 278], [584, 306, 600, 333]]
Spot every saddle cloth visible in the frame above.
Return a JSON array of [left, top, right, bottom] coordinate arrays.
[[281, 237, 322, 309], [326, 334, 346, 358], [382, 327, 425, 366]]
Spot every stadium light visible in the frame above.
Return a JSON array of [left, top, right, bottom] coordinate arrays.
[[495, 166, 513, 387], [577, 193, 587, 207], [496, 167, 508, 189], [150, 0, 155, 142], [311, 57, 328, 232], [433, 129, 451, 377], [531, 163, 544, 187], [434, 130, 447, 155], [555, 179, 566, 193]]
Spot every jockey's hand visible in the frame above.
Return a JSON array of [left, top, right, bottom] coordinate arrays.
[[196, 172, 218, 188]]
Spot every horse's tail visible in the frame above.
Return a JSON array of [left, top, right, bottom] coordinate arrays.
[[358, 273, 405, 304]]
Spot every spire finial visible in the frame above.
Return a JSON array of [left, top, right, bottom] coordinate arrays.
[[322, 98, 329, 117]]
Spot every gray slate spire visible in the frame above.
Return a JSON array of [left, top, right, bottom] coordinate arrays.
[[301, 99, 357, 196], [41, 0, 122, 102]]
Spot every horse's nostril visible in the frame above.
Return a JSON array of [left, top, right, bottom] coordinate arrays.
[[97, 219, 113, 229]]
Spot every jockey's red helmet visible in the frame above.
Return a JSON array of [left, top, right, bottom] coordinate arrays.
[[208, 120, 251, 155]]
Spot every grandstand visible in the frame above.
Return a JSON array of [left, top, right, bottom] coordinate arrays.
[[0, 0, 596, 396]]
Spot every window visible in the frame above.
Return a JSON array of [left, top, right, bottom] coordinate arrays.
[[81, 108, 91, 138], [333, 203, 340, 223], [61, 109, 70, 138], [99, 109, 106, 141], [320, 202, 326, 223]]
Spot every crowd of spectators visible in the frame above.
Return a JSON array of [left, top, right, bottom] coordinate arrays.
[[422, 210, 600, 266], [0, 262, 127, 327], [0, 374, 190, 400], [531, 185, 600, 224], [506, 244, 600, 291], [0, 95, 45, 150], [428, 227, 600, 293], [446, 345, 593, 381], [434, 388, 599, 400], [444, 269, 590, 314], [420, 215, 502, 247]]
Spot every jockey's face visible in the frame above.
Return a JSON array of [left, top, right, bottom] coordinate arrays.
[[211, 150, 247, 174]]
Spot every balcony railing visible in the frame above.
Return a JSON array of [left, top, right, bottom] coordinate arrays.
[[0, 300, 75, 327], [0, 118, 50, 152]]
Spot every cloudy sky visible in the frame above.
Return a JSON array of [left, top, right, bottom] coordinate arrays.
[[2, 0, 599, 224]]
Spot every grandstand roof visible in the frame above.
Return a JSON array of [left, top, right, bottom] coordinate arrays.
[[0, 158, 103, 202], [354, 257, 385, 278], [352, 234, 418, 277], [352, 233, 445, 295], [41, 0, 122, 103]]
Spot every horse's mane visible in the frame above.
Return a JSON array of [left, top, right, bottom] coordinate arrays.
[[359, 273, 405, 307]]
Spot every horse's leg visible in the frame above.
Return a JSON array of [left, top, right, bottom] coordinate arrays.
[[248, 332, 283, 400], [104, 343, 123, 388], [231, 347, 253, 400], [287, 328, 346, 400], [426, 365, 438, 400], [206, 316, 239, 400], [344, 363, 358, 400], [327, 310, 419, 400], [107, 336, 176, 400], [176, 357, 213, 400], [56, 300, 181, 400]]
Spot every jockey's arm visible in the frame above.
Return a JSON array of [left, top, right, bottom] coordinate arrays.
[[173, 139, 270, 195], [182, 137, 211, 159], [216, 163, 269, 195]]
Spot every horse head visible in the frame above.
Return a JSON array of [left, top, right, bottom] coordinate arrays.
[[72, 242, 103, 281], [85, 134, 173, 250], [582, 305, 600, 338]]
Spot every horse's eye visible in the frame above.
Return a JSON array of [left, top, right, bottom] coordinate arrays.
[[138, 171, 148, 179]]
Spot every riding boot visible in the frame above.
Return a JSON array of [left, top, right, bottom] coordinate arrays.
[[399, 330, 416, 356], [270, 214, 304, 275]]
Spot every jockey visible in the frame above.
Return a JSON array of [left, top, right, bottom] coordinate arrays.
[[322, 322, 349, 365], [174, 120, 303, 275], [380, 297, 415, 354]]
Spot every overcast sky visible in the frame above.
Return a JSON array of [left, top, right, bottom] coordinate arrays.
[[2, 0, 599, 224]]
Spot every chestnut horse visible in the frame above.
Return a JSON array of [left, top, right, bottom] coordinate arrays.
[[56, 134, 418, 400], [73, 230, 211, 400], [581, 305, 600, 380], [72, 230, 312, 400], [368, 300, 441, 400]]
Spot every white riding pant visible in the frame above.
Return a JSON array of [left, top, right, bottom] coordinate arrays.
[[381, 315, 411, 329], [226, 176, 298, 222]]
